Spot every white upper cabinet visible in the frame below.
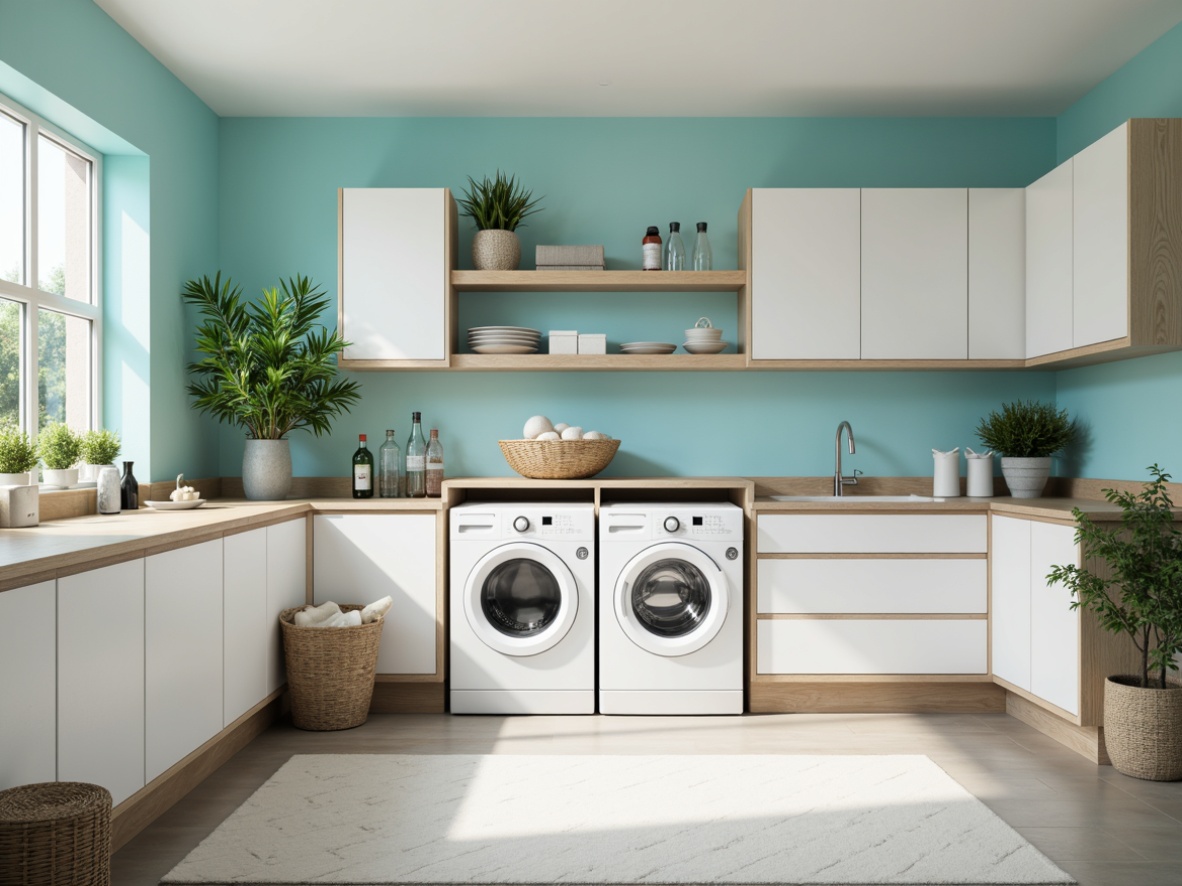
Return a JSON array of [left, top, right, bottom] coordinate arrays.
[[339, 188, 450, 364], [1073, 122, 1130, 349], [968, 189, 1025, 359], [861, 188, 968, 359], [750, 188, 861, 359], [1025, 158, 1074, 358]]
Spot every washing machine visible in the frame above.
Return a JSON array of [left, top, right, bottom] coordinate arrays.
[[599, 502, 744, 715], [449, 502, 595, 714]]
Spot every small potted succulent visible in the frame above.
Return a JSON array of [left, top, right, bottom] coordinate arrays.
[[975, 400, 1073, 498], [457, 170, 543, 271], [37, 421, 82, 488], [0, 424, 39, 485], [79, 428, 122, 482]]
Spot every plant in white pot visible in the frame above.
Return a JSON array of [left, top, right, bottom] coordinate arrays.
[[1047, 465, 1182, 780], [182, 273, 362, 500], [37, 422, 82, 488], [79, 428, 121, 482], [975, 400, 1073, 498], [0, 424, 39, 485], [457, 171, 543, 271]]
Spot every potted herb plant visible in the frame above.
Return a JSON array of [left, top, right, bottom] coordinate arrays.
[[79, 428, 121, 482], [0, 424, 39, 485], [975, 399, 1073, 498], [38, 422, 82, 488], [1047, 465, 1182, 780], [457, 171, 543, 271], [182, 273, 361, 500]]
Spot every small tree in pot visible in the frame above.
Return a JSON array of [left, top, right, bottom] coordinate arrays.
[[975, 400, 1073, 498], [1047, 465, 1182, 780]]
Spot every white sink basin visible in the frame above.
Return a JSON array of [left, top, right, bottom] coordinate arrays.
[[767, 494, 941, 503]]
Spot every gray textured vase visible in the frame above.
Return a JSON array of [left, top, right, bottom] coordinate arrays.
[[1000, 456, 1052, 499], [472, 229, 521, 271], [242, 438, 292, 501]]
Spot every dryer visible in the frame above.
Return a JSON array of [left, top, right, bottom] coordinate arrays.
[[598, 502, 744, 715], [450, 502, 595, 714]]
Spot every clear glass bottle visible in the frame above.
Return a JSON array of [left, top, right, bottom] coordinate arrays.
[[426, 429, 444, 498], [642, 226, 662, 270], [405, 412, 426, 498], [352, 434, 374, 499], [692, 221, 713, 271], [378, 429, 401, 498], [664, 222, 685, 271]]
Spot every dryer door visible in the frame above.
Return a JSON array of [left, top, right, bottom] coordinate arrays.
[[464, 542, 579, 657], [614, 542, 729, 657]]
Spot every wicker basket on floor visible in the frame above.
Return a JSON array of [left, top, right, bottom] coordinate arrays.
[[279, 605, 384, 731], [499, 438, 620, 479], [0, 781, 112, 886]]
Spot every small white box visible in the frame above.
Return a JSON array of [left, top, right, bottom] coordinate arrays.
[[578, 333, 606, 355], [548, 330, 579, 354]]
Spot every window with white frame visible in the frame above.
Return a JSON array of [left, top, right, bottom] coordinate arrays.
[[0, 93, 101, 434]]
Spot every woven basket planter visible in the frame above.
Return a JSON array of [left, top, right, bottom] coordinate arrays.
[[1104, 675, 1182, 781], [472, 229, 521, 271], [499, 438, 620, 479], [279, 605, 383, 731], [0, 781, 112, 885]]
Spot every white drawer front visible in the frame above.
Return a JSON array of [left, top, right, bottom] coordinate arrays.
[[757, 514, 986, 554], [757, 618, 988, 674], [757, 558, 986, 614]]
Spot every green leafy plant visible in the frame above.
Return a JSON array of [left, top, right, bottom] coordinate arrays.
[[1047, 465, 1182, 689], [37, 422, 82, 470], [182, 273, 361, 440], [0, 424, 39, 474], [80, 428, 121, 465], [457, 171, 543, 231], [976, 400, 1074, 458]]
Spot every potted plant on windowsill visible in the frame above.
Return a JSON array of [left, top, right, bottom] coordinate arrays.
[[1047, 465, 1182, 780], [457, 170, 543, 271], [975, 400, 1074, 498], [182, 273, 361, 501], [38, 422, 82, 488], [0, 424, 39, 486], [79, 428, 121, 482]]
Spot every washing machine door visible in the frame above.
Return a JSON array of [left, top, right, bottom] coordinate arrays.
[[463, 542, 579, 657], [614, 542, 729, 657]]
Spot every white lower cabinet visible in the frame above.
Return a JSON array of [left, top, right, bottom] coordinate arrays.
[[314, 513, 438, 675], [758, 619, 987, 674], [145, 539, 224, 782], [0, 581, 57, 790], [57, 560, 145, 805], [223, 528, 269, 727], [267, 518, 308, 693]]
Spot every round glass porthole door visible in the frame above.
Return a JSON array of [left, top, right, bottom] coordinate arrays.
[[614, 542, 728, 657], [464, 542, 578, 656]]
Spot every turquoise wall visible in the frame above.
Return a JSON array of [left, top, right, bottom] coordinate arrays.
[[0, 0, 220, 479], [218, 116, 1057, 479], [1053, 19, 1182, 481]]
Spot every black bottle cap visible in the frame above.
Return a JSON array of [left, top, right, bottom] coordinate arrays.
[[645, 226, 659, 236], [412, 411, 421, 420], [669, 222, 680, 232], [697, 222, 708, 232]]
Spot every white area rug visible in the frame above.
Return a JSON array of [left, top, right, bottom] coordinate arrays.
[[163, 754, 1074, 885]]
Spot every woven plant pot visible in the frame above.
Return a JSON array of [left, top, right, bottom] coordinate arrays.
[[279, 605, 383, 731], [1104, 675, 1182, 781], [499, 438, 620, 479], [472, 229, 521, 271], [1000, 456, 1052, 499]]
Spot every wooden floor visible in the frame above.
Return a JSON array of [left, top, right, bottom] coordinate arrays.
[[113, 712, 1182, 886]]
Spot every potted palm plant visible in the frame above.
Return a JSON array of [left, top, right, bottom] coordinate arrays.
[[0, 424, 39, 485], [1047, 465, 1182, 780], [182, 273, 361, 500], [38, 422, 82, 488], [457, 170, 543, 270], [975, 400, 1073, 498]]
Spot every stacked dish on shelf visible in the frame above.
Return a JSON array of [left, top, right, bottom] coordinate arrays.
[[683, 320, 728, 354], [467, 326, 540, 354], [620, 342, 677, 355]]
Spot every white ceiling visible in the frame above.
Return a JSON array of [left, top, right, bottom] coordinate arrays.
[[94, 0, 1182, 118]]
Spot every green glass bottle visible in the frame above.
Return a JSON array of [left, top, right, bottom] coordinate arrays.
[[352, 434, 374, 499]]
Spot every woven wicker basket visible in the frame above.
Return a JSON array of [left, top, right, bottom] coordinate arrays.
[[1104, 676, 1182, 781], [499, 438, 620, 479], [0, 781, 112, 885], [280, 605, 383, 731]]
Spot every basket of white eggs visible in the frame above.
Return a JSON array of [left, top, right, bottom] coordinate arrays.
[[499, 416, 620, 479]]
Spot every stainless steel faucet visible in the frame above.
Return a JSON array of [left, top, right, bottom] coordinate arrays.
[[834, 421, 858, 496]]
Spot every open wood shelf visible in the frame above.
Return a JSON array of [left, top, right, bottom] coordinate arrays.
[[448, 352, 748, 371], [451, 270, 748, 292]]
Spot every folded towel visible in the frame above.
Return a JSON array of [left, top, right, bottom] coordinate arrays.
[[294, 601, 341, 627], [361, 595, 393, 624]]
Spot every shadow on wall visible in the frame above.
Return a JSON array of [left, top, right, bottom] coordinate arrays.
[[1058, 417, 1094, 478]]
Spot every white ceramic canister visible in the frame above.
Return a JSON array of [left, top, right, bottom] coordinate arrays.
[[965, 448, 994, 498], [932, 447, 961, 497], [96, 466, 121, 514]]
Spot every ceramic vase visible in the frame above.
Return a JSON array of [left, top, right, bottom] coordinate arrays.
[[1105, 676, 1182, 781], [472, 229, 521, 271], [242, 438, 292, 501], [1000, 456, 1051, 499]]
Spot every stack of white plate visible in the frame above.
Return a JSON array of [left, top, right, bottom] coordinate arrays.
[[620, 342, 677, 355], [468, 326, 541, 354]]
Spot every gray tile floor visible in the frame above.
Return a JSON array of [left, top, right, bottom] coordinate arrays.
[[112, 712, 1182, 886]]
